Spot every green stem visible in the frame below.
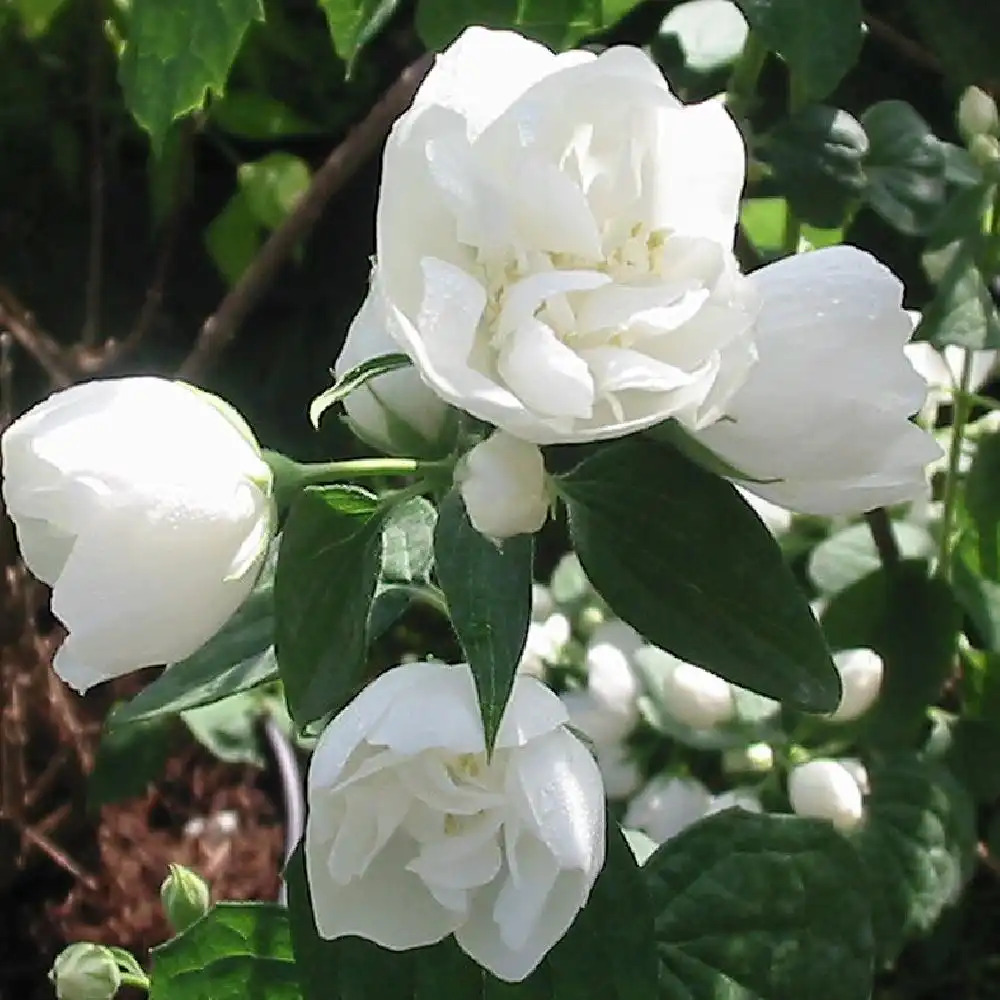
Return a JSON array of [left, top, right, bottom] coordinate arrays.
[[938, 349, 976, 581], [726, 32, 767, 118], [295, 457, 431, 482], [121, 972, 151, 992], [781, 203, 802, 255]]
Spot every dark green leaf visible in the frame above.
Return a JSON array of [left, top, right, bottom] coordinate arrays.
[[647, 810, 874, 1000], [89, 712, 177, 808], [309, 352, 414, 429], [150, 903, 301, 1000], [275, 486, 385, 726], [939, 716, 1000, 802], [205, 191, 262, 286], [850, 756, 976, 965], [861, 101, 947, 235], [821, 562, 960, 746], [182, 690, 267, 766], [111, 542, 279, 726], [383, 497, 437, 582], [210, 91, 323, 140], [557, 438, 839, 712], [965, 431, 1000, 579], [318, 0, 401, 71], [918, 239, 1000, 350], [119, 0, 264, 151], [735, 0, 863, 104], [763, 106, 868, 229], [415, 0, 642, 51], [434, 490, 533, 750]]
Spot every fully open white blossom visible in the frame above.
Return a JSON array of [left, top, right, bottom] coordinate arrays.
[[335, 283, 454, 456], [305, 661, 605, 982], [1, 378, 274, 693], [458, 430, 550, 539], [354, 26, 938, 515]]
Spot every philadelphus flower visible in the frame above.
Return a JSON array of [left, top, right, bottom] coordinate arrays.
[[828, 647, 883, 723], [788, 759, 865, 830], [335, 284, 454, 456], [519, 612, 571, 677], [357, 26, 938, 516], [458, 430, 550, 539], [305, 661, 605, 982], [634, 644, 736, 730], [1, 378, 274, 693]]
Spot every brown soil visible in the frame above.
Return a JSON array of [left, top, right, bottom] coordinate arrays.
[[0, 517, 287, 1000]]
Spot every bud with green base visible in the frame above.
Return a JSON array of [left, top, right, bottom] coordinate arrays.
[[49, 944, 128, 1000], [160, 863, 211, 933], [958, 86, 999, 143]]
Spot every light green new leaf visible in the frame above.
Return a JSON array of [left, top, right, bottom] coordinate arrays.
[[735, 0, 863, 104], [238, 153, 312, 231], [309, 352, 413, 429], [557, 438, 839, 712], [647, 810, 874, 1000], [150, 903, 301, 1000], [119, 0, 264, 152]]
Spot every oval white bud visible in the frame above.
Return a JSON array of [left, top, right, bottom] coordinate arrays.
[[829, 647, 883, 722], [49, 944, 121, 1000], [958, 86, 999, 142], [788, 759, 865, 830]]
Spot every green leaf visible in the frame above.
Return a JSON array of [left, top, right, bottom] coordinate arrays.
[[556, 438, 839, 712], [734, 0, 863, 104], [434, 490, 533, 750], [238, 153, 312, 231], [646, 810, 874, 1000], [382, 497, 437, 582], [205, 191, 262, 286], [820, 562, 960, 746], [808, 520, 933, 596], [89, 712, 176, 808], [318, 0, 401, 71], [658, 0, 748, 73], [210, 91, 322, 140], [861, 101, 947, 236], [119, 0, 265, 151], [415, 0, 642, 52], [741, 197, 843, 253], [150, 903, 301, 1000], [849, 756, 976, 965], [965, 431, 1000, 579], [275, 486, 385, 726], [939, 716, 1000, 802], [111, 542, 279, 726], [182, 690, 267, 766], [309, 352, 414, 429], [763, 106, 868, 229], [546, 823, 657, 1000]]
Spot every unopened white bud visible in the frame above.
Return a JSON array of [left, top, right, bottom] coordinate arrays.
[[637, 645, 735, 729], [723, 742, 774, 776], [624, 776, 712, 844], [586, 641, 640, 733], [958, 86, 999, 142], [829, 647, 883, 722], [788, 759, 865, 830]]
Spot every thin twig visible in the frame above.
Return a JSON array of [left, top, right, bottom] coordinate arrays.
[[0, 288, 73, 387], [16, 820, 100, 891], [80, 0, 106, 348], [178, 53, 434, 381], [864, 15, 942, 74], [865, 508, 901, 570], [0, 331, 13, 428]]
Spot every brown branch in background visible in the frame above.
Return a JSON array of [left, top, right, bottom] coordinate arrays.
[[864, 15, 942, 74], [0, 288, 74, 388], [80, 0, 107, 349], [178, 53, 435, 381], [0, 332, 13, 429], [865, 507, 901, 570]]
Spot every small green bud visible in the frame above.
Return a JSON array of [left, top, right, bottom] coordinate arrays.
[[958, 86, 999, 142], [576, 604, 606, 638], [160, 863, 211, 933], [723, 741, 775, 777], [49, 943, 121, 1000]]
